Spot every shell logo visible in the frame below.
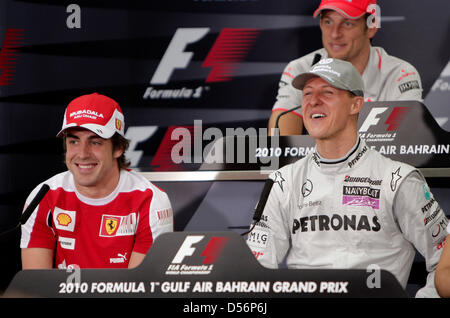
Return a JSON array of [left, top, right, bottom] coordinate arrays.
[[57, 213, 72, 226]]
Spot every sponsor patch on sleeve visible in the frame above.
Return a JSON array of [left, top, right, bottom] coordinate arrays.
[[247, 228, 270, 250], [398, 80, 420, 94], [156, 208, 173, 225]]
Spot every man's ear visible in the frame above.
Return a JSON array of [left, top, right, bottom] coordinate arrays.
[[113, 145, 124, 159], [350, 96, 364, 115], [367, 24, 378, 40]]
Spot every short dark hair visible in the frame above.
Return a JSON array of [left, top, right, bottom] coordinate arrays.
[[62, 132, 131, 170], [111, 133, 131, 170]]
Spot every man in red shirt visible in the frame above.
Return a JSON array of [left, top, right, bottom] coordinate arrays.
[[21, 93, 173, 269]]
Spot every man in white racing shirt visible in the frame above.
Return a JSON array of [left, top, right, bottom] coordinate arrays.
[[248, 58, 447, 297], [268, 0, 423, 135]]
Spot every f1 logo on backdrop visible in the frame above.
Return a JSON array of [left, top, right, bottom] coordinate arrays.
[[151, 28, 209, 85], [359, 107, 410, 132], [166, 235, 230, 275], [0, 29, 25, 86], [144, 27, 259, 100], [358, 106, 410, 143]]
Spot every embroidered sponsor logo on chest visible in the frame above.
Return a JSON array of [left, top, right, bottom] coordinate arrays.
[[342, 176, 383, 209], [343, 186, 380, 198], [110, 252, 128, 264], [53, 207, 76, 232], [58, 236, 76, 250], [342, 186, 381, 209], [99, 213, 137, 237]]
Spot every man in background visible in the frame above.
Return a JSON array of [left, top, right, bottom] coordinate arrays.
[[269, 0, 423, 135]]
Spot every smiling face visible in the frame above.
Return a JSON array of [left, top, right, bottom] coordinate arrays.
[[320, 10, 376, 69], [64, 128, 123, 198], [302, 76, 363, 144]]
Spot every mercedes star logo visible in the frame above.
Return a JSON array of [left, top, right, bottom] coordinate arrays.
[[301, 179, 313, 197]]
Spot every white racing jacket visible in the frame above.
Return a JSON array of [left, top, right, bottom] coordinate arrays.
[[273, 46, 423, 116], [247, 138, 448, 297]]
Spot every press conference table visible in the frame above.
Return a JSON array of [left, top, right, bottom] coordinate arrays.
[[5, 101, 449, 299]]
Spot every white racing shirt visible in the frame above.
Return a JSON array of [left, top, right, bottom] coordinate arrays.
[[273, 46, 423, 116], [247, 138, 447, 297]]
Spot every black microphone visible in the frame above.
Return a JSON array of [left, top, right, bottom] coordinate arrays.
[[0, 184, 50, 238], [20, 184, 50, 225], [241, 178, 274, 236], [252, 178, 274, 222], [311, 53, 322, 66], [273, 104, 303, 136]]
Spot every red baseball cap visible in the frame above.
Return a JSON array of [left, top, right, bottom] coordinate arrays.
[[57, 93, 125, 139], [313, 0, 377, 19]]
